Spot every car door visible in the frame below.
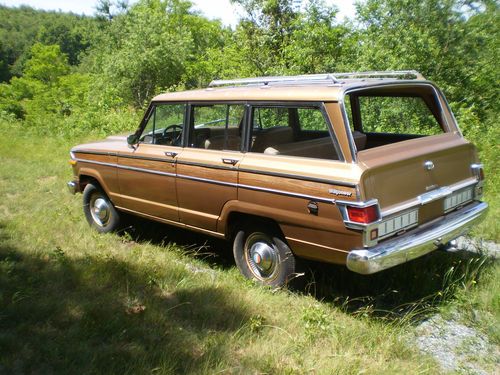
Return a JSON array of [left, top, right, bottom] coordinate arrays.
[[175, 103, 246, 231], [117, 103, 186, 222]]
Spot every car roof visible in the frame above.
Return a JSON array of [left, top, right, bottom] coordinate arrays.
[[152, 71, 430, 103]]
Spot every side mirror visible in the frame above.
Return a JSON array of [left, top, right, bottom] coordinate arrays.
[[127, 134, 138, 146]]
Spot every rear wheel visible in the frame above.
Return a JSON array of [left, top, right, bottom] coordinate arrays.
[[83, 183, 121, 233], [233, 225, 295, 287]]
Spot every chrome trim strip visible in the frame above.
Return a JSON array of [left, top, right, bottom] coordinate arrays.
[[381, 179, 478, 217], [418, 186, 452, 205], [238, 168, 357, 188], [336, 198, 378, 208], [177, 174, 238, 188], [118, 153, 173, 163], [119, 164, 176, 178], [239, 183, 335, 203], [75, 158, 117, 168], [73, 150, 117, 156], [347, 201, 488, 274], [285, 237, 349, 253], [177, 160, 236, 171], [338, 96, 358, 163]]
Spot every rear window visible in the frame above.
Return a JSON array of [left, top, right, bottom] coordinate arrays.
[[344, 85, 447, 151], [358, 96, 442, 136]]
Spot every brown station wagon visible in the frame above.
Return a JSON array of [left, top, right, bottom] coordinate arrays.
[[68, 71, 488, 287]]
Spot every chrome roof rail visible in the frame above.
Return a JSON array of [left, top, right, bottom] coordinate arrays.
[[209, 74, 341, 87], [332, 70, 425, 80], [208, 70, 425, 88]]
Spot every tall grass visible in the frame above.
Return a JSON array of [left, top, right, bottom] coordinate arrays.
[[0, 122, 497, 374]]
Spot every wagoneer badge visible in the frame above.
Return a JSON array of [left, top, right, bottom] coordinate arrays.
[[328, 188, 353, 197]]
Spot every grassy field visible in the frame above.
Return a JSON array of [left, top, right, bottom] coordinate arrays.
[[0, 124, 498, 374]]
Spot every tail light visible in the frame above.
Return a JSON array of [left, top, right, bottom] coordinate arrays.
[[471, 164, 484, 181], [347, 204, 379, 224]]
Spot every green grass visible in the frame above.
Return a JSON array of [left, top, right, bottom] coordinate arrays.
[[0, 122, 498, 374]]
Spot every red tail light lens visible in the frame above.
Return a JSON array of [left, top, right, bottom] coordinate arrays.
[[347, 205, 379, 224]]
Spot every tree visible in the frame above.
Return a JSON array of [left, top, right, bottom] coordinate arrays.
[[90, 0, 226, 105], [24, 43, 70, 84], [353, 0, 499, 115]]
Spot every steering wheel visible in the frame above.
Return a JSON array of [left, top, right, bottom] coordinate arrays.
[[162, 125, 183, 146]]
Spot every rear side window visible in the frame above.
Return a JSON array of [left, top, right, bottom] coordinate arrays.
[[253, 107, 288, 129], [250, 105, 341, 160], [358, 96, 442, 136], [297, 108, 329, 131]]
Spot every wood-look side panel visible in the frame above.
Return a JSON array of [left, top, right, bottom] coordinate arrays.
[[119, 157, 176, 174], [74, 152, 114, 163], [239, 172, 357, 200], [176, 161, 238, 231], [235, 152, 362, 264], [178, 164, 237, 183], [285, 239, 348, 264], [236, 187, 361, 253], [74, 152, 120, 204], [117, 144, 180, 221], [239, 152, 361, 187]]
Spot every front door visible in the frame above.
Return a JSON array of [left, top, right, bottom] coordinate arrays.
[[117, 103, 186, 222], [175, 103, 246, 231]]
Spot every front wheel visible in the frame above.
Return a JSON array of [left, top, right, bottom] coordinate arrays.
[[233, 226, 296, 287], [83, 183, 121, 233]]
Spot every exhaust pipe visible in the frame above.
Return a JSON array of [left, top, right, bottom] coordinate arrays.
[[440, 239, 459, 253]]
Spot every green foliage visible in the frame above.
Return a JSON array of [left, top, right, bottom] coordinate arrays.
[[0, 5, 95, 81], [0, 42, 138, 137], [89, 0, 226, 105], [24, 43, 70, 83]]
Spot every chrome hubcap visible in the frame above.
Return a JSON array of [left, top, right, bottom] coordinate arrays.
[[90, 196, 111, 227], [245, 233, 279, 280]]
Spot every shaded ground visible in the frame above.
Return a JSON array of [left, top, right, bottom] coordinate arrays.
[[125, 216, 496, 317]]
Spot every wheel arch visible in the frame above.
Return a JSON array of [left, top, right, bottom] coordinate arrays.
[[78, 168, 112, 198], [218, 201, 285, 241]]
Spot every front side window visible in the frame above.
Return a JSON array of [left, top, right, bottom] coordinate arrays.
[[189, 104, 245, 151], [139, 103, 185, 146]]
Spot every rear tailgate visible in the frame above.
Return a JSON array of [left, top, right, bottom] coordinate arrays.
[[358, 133, 477, 217]]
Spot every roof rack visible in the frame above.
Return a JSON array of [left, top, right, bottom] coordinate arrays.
[[208, 70, 425, 88]]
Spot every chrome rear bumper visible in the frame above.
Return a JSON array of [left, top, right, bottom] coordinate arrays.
[[346, 201, 489, 274]]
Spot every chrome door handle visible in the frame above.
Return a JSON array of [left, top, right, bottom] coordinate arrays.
[[222, 158, 239, 165], [164, 151, 178, 158]]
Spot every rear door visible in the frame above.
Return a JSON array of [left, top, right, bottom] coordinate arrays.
[[175, 103, 246, 231], [348, 85, 478, 217]]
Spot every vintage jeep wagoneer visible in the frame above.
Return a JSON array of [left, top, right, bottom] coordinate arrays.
[[68, 71, 488, 286]]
